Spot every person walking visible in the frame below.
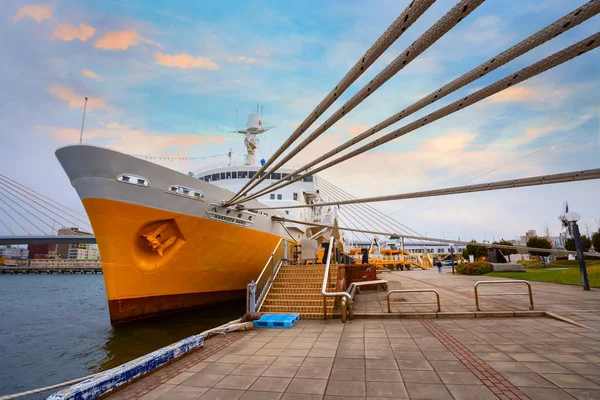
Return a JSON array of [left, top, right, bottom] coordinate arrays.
[[436, 259, 443, 274]]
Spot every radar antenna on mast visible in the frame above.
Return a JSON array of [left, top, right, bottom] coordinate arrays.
[[229, 107, 274, 166]]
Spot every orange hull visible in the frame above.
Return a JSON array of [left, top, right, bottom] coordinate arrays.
[[83, 198, 281, 324]]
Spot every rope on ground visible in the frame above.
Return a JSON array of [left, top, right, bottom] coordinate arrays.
[[226, 0, 436, 204], [237, 2, 600, 202], [252, 168, 600, 210], [229, 0, 484, 204], [240, 33, 600, 202]]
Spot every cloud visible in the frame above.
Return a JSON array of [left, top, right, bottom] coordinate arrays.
[[94, 30, 140, 50], [154, 53, 219, 70], [49, 84, 106, 110], [488, 86, 540, 103], [105, 122, 130, 129], [229, 56, 257, 64], [37, 125, 233, 161], [13, 5, 52, 22], [349, 124, 369, 137], [81, 69, 99, 79], [52, 24, 95, 41]]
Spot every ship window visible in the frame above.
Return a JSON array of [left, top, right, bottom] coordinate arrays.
[[238, 171, 248, 178], [212, 174, 220, 181], [260, 172, 266, 178], [249, 171, 256, 178], [137, 179, 145, 185], [270, 194, 275, 200], [232, 171, 237, 179], [220, 173, 225, 180], [277, 194, 282, 200], [226, 172, 231, 179], [270, 173, 281, 180], [285, 210, 289, 215], [205, 175, 211, 182], [303, 176, 314, 182], [293, 193, 298, 201]]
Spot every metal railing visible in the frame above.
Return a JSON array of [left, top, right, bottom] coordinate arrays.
[[342, 279, 388, 322], [322, 237, 352, 321], [247, 238, 291, 312], [474, 280, 534, 311], [387, 289, 441, 313]]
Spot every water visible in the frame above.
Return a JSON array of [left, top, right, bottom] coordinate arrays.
[[0, 274, 245, 399]]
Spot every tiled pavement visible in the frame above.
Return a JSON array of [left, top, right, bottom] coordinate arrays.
[[108, 316, 600, 400], [106, 269, 600, 399]]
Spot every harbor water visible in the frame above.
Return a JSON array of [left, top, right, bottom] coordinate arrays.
[[0, 274, 245, 399]]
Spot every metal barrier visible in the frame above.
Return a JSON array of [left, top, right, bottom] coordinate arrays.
[[474, 280, 534, 311], [387, 289, 441, 313], [322, 237, 352, 321], [247, 238, 290, 312], [341, 279, 388, 322]]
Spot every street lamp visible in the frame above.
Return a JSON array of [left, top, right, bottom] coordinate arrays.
[[449, 244, 455, 275], [566, 212, 590, 291]]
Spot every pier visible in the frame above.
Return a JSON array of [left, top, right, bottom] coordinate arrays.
[[98, 268, 600, 400], [0, 267, 102, 275]]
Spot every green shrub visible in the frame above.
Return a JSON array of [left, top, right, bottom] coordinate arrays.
[[456, 261, 492, 275]]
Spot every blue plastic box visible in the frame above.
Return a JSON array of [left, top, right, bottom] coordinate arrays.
[[253, 313, 300, 329]]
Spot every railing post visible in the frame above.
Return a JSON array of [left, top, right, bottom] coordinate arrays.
[[474, 284, 480, 311], [248, 281, 257, 312]]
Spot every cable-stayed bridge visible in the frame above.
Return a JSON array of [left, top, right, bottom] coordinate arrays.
[[0, 174, 96, 246]]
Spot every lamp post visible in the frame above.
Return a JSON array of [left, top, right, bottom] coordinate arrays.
[[566, 212, 590, 291], [449, 244, 455, 275]]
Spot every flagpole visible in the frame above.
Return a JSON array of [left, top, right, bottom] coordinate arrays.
[[79, 97, 88, 144]]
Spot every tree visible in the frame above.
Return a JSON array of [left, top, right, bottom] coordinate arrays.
[[526, 236, 553, 256], [592, 231, 600, 252], [465, 241, 488, 259], [492, 239, 517, 255], [542, 222, 551, 238], [565, 236, 592, 252]]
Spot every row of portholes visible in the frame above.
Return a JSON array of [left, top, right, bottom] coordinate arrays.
[[116, 174, 205, 201]]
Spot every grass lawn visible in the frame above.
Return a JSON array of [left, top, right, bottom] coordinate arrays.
[[517, 260, 600, 268], [487, 266, 600, 288]]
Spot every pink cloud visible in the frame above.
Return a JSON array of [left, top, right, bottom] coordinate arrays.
[[13, 5, 52, 22], [81, 69, 99, 79], [349, 124, 369, 137], [105, 122, 130, 129], [52, 24, 95, 41], [94, 30, 139, 50], [154, 53, 219, 70], [37, 125, 232, 166], [49, 84, 106, 110], [488, 86, 540, 103]]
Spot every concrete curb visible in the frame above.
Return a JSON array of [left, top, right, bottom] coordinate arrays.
[[46, 334, 204, 400]]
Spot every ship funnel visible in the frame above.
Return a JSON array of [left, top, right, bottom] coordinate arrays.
[[246, 113, 262, 132]]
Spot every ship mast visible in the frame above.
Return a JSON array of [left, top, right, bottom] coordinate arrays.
[[233, 110, 274, 166]]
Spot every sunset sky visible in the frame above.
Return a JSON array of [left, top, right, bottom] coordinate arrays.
[[1, 0, 599, 242]]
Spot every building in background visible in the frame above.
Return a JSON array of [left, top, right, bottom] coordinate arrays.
[[0, 245, 29, 259], [56, 227, 99, 260]]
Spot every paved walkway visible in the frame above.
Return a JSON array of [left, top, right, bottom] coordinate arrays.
[[106, 269, 600, 400]]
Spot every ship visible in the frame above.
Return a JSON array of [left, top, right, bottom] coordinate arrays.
[[55, 113, 339, 324]]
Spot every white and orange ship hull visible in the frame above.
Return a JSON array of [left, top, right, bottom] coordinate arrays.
[[56, 145, 287, 324]]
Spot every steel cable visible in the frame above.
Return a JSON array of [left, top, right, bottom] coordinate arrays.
[[230, 0, 485, 204], [0, 211, 15, 235], [239, 1, 600, 202], [253, 168, 600, 210], [240, 33, 600, 202], [0, 182, 86, 234], [0, 174, 91, 227], [227, 0, 437, 203]]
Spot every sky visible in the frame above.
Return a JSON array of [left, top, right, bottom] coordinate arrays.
[[1, 0, 599, 243]]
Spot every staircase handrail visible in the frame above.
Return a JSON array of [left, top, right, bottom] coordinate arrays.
[[321, 236, 351, 320], [247, 238, 289, 313]]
